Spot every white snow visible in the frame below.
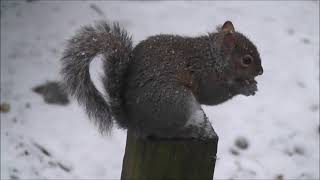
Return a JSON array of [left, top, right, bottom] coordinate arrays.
[[186, 108, 206, 128], [185, 95, 216, 139], [1, 1, 319, 179], [185, 96, 206, 128]]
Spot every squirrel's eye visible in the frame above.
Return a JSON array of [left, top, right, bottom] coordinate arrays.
[[241, 55, 253, 67]]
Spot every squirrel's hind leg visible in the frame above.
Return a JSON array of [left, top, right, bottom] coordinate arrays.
[[125, 85, 214, 140]]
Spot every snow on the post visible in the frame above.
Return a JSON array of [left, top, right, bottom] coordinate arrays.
[[185, 95, 216, 139]]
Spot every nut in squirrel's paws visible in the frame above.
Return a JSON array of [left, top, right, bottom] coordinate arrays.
[[228, 77, 258, 96], [236, 78, 258, 96]]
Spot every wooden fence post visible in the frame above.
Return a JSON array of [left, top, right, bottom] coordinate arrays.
[[121, 129, 218, 180]]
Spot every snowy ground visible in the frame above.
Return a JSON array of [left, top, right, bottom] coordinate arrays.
[[1, 1, 319, 180]]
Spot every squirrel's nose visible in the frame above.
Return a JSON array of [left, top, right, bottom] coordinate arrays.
[[257, 67, 263, 75]]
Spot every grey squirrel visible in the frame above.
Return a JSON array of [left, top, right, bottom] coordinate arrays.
[[61, 20, 263, 139]]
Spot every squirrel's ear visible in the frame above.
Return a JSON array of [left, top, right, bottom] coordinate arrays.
[[222, 32, 235, 50], [222, 21, 235, 33], [221, 21, 236, 50]]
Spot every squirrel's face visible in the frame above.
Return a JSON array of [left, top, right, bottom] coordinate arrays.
[[220, 21, 263, 96]]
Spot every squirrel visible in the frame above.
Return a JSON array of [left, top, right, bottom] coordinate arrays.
[[61, 20, 263, 139]]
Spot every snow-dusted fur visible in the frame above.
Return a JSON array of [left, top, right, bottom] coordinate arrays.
[[61, 21, 133, 133], [61, 19, 263, 138]]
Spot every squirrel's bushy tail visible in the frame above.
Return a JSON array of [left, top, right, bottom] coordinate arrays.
[[61, 21, 133, 133]]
